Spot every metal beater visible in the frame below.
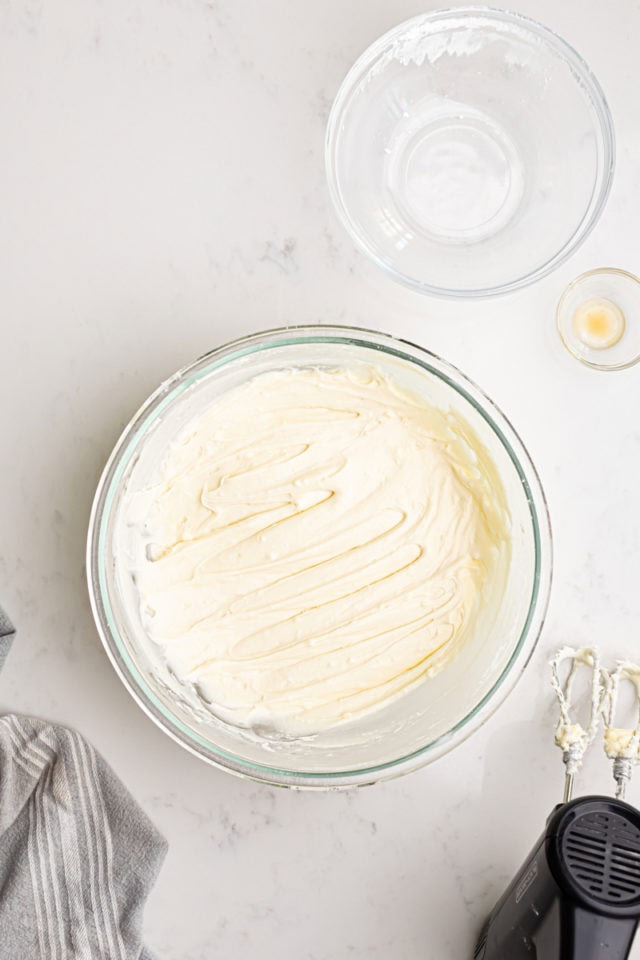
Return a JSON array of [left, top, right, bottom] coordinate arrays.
[[550, 646, 640, 799]]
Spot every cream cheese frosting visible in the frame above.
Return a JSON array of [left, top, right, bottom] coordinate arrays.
[[128, 366, 510, 736]]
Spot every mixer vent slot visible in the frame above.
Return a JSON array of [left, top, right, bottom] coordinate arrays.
[[562, 811, 640, 904]]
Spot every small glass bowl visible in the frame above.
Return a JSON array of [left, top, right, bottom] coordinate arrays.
[[557, 268, 640, 371], [325, 8, 615, 299], [87, 327, 552, 788]]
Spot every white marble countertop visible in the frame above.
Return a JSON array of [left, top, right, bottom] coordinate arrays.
[[1, 1, 639, 956]]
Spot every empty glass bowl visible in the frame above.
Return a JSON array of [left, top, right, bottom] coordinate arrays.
[[326, 8, 615, 298]]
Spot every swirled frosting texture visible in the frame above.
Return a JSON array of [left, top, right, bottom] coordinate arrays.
[[130, 367, 510, 735]]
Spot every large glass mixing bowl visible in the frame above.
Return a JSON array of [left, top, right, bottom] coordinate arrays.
[[325, 8, 615, 298], [87, 327, 552, 787]]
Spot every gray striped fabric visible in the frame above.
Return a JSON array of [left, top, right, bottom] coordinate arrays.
[[0, 610, 167, 959]]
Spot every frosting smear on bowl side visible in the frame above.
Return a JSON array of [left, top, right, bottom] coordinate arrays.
[[128, 366, 510, 736]]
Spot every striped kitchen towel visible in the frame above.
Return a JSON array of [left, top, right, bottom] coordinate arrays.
[[0, 609, 167, 959]]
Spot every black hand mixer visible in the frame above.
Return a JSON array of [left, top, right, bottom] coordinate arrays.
[[476, 648, 640, 960]]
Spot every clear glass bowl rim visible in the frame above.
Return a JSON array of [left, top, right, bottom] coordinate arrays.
[[325, 6, 616, 300], [87, 325, 553, 787]]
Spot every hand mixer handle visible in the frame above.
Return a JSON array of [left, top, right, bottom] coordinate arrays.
[[476, 798, 640, 960], [558, 906, 637, 960]]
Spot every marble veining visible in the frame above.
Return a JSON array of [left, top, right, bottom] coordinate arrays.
[[1, 1, 639, 958]]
